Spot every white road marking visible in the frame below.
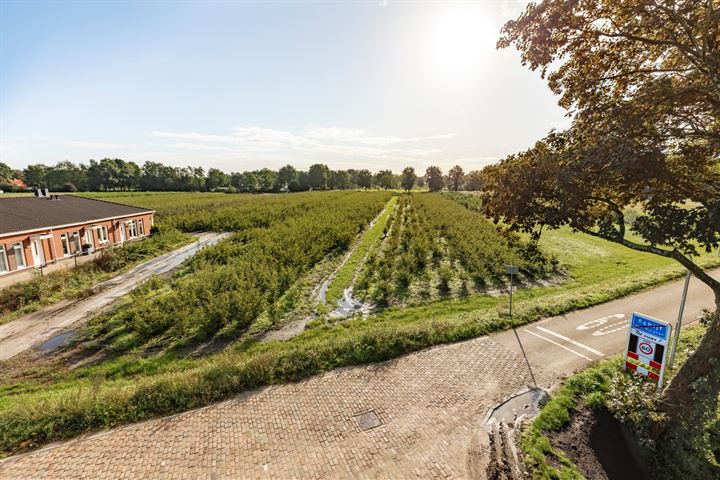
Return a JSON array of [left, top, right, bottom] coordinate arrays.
[[577, 314, 625, 330], [524, 329, 593, 361], [535, 326, 605, 357], [592, 320, 628, 337]]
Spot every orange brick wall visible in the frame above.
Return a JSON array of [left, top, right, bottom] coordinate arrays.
[[0, 213, 154, 275]]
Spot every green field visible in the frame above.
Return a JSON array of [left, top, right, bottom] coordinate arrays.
[[0, 190, 718, 457]]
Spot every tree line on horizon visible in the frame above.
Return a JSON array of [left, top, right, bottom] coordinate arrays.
[[0, 159, 486, 194]]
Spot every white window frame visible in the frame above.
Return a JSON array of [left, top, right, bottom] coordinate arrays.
[[127, 220, 137, 238], [72, 232, 81, 252], [12, 243, 26, 268], [0, 245, 9, 273], [61, 234, 71, 256], [138, 219, 145, 236], [98, 226, 109, 244], [85, 230, 94, 249]]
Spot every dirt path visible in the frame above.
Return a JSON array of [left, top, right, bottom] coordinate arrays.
[[1, 270, 717, 478], [0, 231, 230, 361], [263, 200, 393, 342]]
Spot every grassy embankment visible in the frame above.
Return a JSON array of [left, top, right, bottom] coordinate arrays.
[[1, 191, 719, 457], [522, 320, 720, 480]]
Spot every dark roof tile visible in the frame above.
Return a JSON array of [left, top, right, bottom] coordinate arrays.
[[0, 195, 153, 235]]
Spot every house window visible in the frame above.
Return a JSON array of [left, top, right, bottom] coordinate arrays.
[[61, 234, 71, 256], [128, 220, 137, 238], [0, 246, 8, 272], [138, 219, 145, 236], [12, 243, 25, 268], [98, 226, 109, 243], [72, 232, 81, 252], [85, 230, 94, 249]]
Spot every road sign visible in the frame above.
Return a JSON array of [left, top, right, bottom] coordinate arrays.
[[624, 312, 672, 388]]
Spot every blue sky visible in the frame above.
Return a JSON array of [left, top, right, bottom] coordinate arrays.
[[0, 1, 568, 173]]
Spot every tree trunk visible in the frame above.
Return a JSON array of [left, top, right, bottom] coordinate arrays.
[[654, 297, 720, 436]]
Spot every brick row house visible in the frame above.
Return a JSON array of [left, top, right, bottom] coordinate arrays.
[[0, 194, 155, 278]]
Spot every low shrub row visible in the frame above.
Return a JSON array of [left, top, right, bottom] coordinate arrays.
[[83, 191, 392, 349], [355, 193, 555, 304]]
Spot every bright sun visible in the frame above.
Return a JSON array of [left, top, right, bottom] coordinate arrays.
[[427, 8, 495, 77]]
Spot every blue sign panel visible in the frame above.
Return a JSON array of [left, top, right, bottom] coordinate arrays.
[[631, 313, 670, 341]]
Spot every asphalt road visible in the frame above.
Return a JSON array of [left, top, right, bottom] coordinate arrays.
[[494, 270, 720, 375], [0, 231, 230, 361]]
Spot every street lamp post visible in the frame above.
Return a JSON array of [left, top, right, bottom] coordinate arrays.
[[506, 265, 538, 388]]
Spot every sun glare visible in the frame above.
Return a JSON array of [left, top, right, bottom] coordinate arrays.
[[427, 8, 495, 78]]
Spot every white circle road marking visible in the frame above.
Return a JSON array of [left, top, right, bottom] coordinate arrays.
[[577, 314, 625, 331]]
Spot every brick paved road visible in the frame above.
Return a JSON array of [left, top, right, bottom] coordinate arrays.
[[0, 337, 556, 479]]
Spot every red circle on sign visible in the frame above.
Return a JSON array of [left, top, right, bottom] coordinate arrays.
[[639, 342, 654, 355]]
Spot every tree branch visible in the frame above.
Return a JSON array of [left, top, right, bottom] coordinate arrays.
[[578, 226, 720, 299], [587, 196, 625, 239]]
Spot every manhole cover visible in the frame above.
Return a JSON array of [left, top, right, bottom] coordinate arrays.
[[355, 410, 382, 430]]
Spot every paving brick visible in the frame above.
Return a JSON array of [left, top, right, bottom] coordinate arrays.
[[0, 336, 556, 479]]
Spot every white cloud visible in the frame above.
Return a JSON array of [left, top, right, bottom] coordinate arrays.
[[150, 125, 454, 162]]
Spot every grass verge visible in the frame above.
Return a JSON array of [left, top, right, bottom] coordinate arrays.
[[324, 195, 398, 304], [522, 321, 720, 480]]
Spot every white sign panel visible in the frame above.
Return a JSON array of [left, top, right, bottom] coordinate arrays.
[[624, 312, 672, 388]]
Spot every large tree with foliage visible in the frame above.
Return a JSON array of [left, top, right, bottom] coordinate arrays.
[[374, 169, 396, 190], [205, 168, 229, 191], [425, 166, 444, 192], [0, 162, 12, 182], [329, 170, 351, 190], [356, 169, 373, 189], [23, 164, 48, 188], [497, 0, 720, 435], [465, 170, 485, 191], [448, 165, 465, 191], [499, 0, 719, 148], [275, 164, 297, 191], [308, 164, 330, 190], [400, 166, 417, 192]]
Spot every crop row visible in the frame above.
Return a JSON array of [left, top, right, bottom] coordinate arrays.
[[86, 191, 393, 348], [355, 193, 554, 304], [412, 193, 553, 281], [84, 192, 351, 233]]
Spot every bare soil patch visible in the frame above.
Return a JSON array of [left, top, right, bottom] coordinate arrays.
[[547, 407, 651, 480]]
